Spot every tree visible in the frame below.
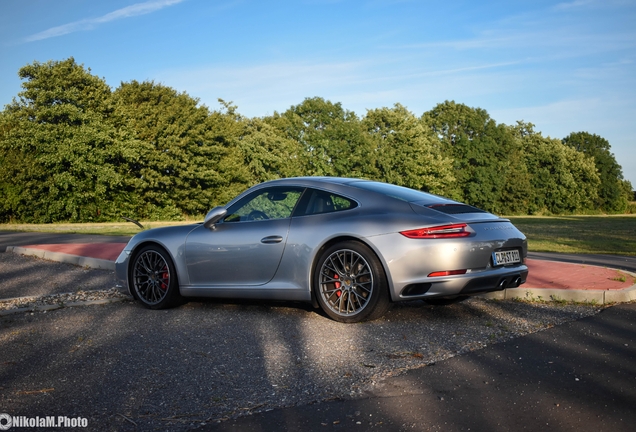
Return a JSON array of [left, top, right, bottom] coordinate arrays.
[[498, 123, 535, 215], [513, 125, 600, 214], [562, 132, 632, 213], [110, 81, 231, 218], [267, 97, 377, 179], [362, 104, 457, 196], [0, 58, 133, 222], [2, 58, 623, 222], [422, 101, 527, 213], [234, 116, 303, 184]]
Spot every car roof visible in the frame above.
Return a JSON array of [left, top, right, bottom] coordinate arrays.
[[260, 176, 364, 187], [254, 177, 454, 205]]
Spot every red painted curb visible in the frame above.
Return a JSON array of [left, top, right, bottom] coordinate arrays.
[[524, 259, 633, 290], [20, 243, 127, 262]]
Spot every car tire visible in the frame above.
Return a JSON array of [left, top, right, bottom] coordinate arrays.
[[129, 245, 182, 309], [425, 296, 469, 306], [314, 240, 390, 323]]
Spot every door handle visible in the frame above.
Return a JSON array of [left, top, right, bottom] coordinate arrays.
[[261, 235, 283, 244]]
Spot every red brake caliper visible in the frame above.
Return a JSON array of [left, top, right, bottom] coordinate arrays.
[[160, 266, 169, 290], [334, 274, 341, 297]]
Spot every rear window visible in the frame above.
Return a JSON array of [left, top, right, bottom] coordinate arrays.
[[349, 181, 442, 203]]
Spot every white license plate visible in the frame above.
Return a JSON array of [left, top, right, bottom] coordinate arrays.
[[493, 250, 521, 266]]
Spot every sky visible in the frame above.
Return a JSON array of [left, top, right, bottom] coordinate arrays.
[[1, 0, 635, 186]]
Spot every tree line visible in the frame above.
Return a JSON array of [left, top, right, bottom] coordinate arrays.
[[0, 58, 632, 223]]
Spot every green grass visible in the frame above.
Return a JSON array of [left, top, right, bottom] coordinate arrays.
[[2, 214, 635, 256], [0, 220, 198, 236], [508, 215, 636, 256]]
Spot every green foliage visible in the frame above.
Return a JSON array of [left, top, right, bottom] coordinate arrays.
[[498, 146, 534, 215], [362, 104, 457, 196], [235, 117, 303, 183], [110, 80, 229, 218], [269, 97, 377, 179], [0, 58, 632, 222], [511, 124, 600, 214], [562, 132, 632, 213], [422, 101, 530, 213], [0, 58, 132, 222]]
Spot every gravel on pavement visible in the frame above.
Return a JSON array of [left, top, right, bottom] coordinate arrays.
[[1, 293, 603, 430], [0, 253, 116, 301]]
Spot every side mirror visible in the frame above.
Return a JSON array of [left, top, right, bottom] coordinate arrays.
[[203, 206, 228, 229]]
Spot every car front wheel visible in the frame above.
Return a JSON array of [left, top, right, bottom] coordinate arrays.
[[130, 245, 181, 309], [314, 241, 390, 323]]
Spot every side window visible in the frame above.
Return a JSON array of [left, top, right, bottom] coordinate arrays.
[[302, 189, 357, 216], [225, 187, 303, 222]]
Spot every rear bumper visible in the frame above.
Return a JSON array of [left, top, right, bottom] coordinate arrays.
[[460, 269, 528, 295], [397, 264, 529, 300], [365, 224, 528, 302]]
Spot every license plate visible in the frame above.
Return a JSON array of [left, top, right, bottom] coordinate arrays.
[[493, 250, 521, 266]]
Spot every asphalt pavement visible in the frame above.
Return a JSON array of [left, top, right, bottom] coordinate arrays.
[[0, 294, 627, 432], [205, 302, 636, 432], [1, 231, 635, 431]]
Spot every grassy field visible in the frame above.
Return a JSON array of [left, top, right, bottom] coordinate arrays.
[[508, 215, 636, 256], [0, 221, 196, 237], [1, 215, 635, 256]]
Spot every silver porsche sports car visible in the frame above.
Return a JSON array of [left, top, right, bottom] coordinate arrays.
[[115, 177, 528, 322]]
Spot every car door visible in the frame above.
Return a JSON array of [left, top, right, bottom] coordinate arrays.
[[185, 187, 304, 286]]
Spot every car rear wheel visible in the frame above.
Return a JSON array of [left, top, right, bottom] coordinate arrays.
[[314, 241, 390, 323], [130, 245, 181, 309]]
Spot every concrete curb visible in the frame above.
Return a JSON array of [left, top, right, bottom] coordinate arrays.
[[6, 246, 115, 271], [0, 296, 131, 317], [479, 265, 636, 304], [479, 284, 636, 304]]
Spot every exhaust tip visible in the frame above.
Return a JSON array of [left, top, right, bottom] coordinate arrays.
[[511, 277, 522, 288], [498, 279, 507, 290]]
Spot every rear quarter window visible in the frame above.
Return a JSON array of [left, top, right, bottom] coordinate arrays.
[[298, 189, 358, 216]]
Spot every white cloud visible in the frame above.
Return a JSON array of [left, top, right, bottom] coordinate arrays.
[[154, 61, 367, 112], [491, 98, 632, 137], [24, 0, 185, 42], [152, 57, 528, 117], [553, 0, 597, 11], [389, 28, 636, 57]]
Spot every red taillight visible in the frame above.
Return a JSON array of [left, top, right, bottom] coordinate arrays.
[[400, 223, 470, 239], [428, 269, 467, 277]]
